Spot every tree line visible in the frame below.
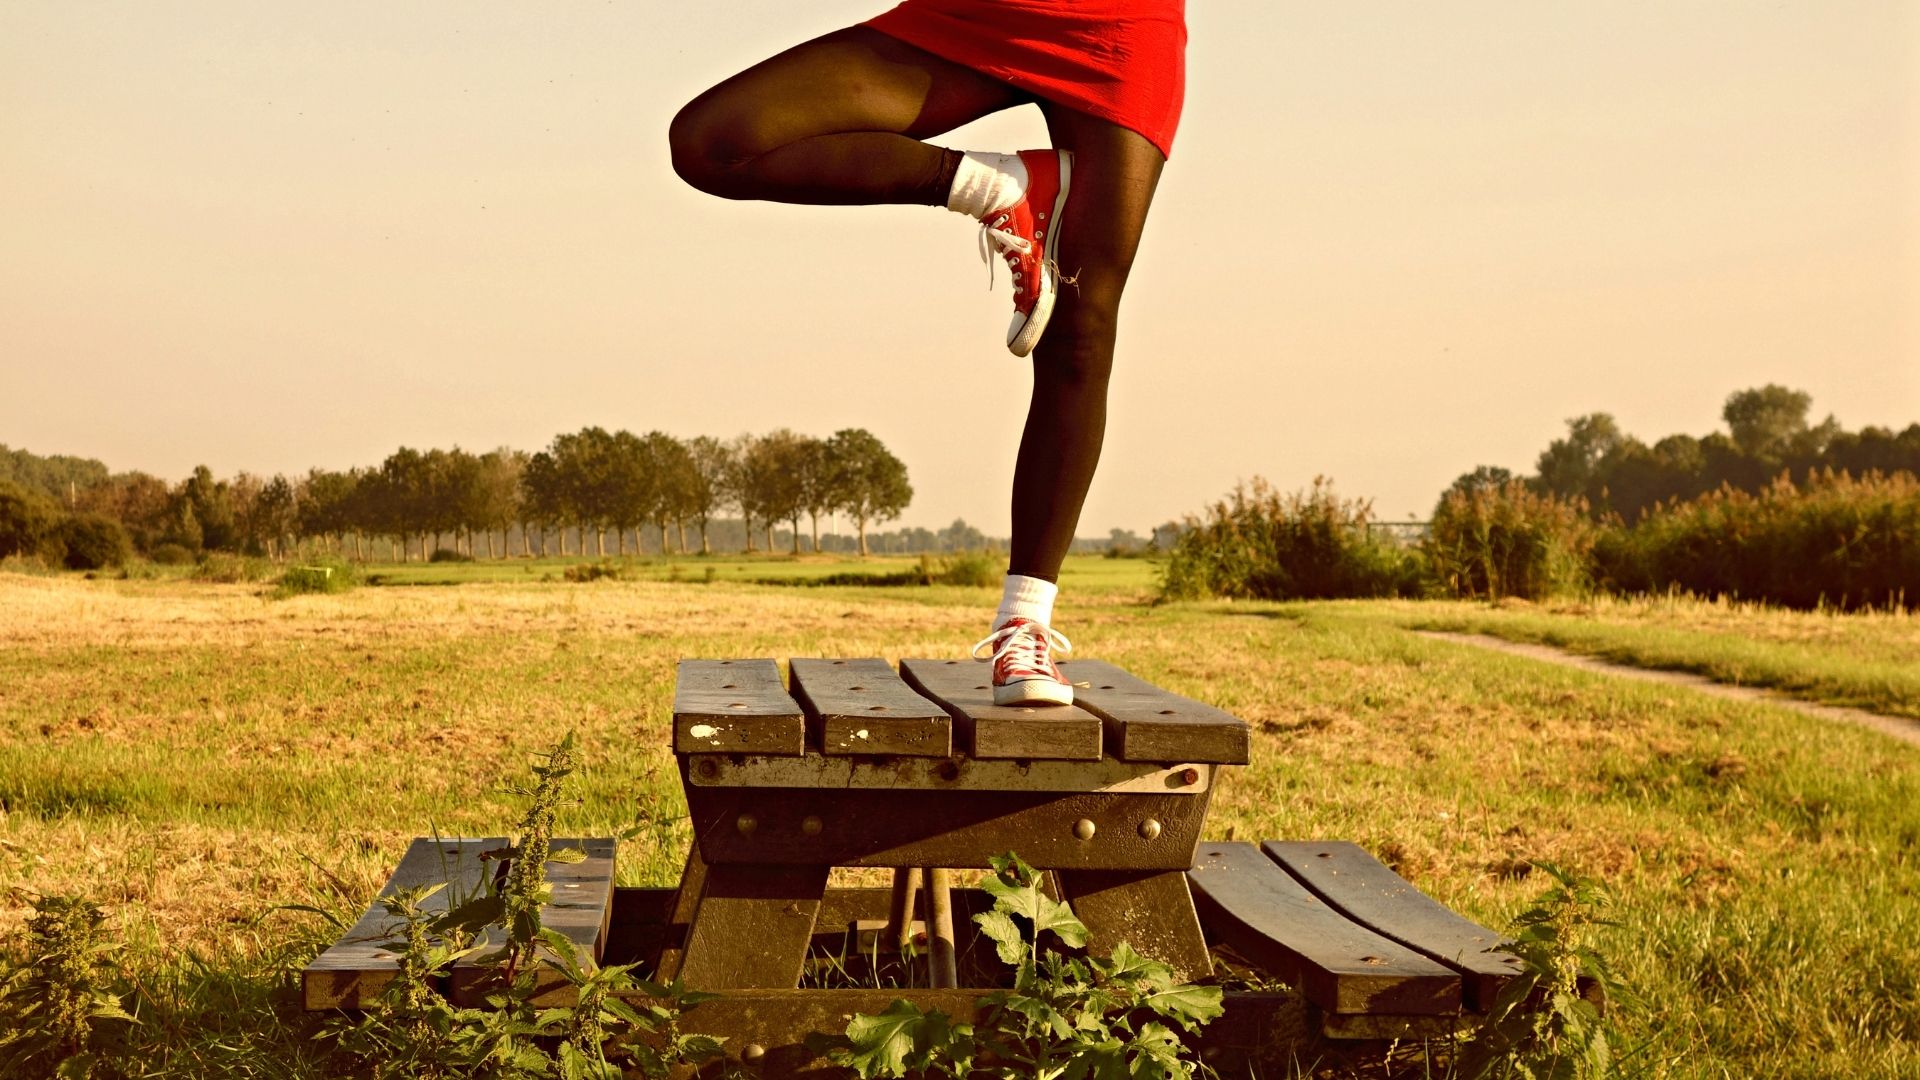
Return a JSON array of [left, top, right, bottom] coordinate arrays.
[[1441, 384, 1920, 522], [0, 428, 913, 568]]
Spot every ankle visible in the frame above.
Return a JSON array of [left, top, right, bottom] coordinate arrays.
[[993, 573, 1058, 630], [945, 150, 1029, 219]]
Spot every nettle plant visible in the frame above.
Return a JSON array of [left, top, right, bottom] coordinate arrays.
[[1458, 862, 1636, 1080], [323, 734, 724, 1080], [0, 893, 137, 1080], [818, 853, 1224, 1080]]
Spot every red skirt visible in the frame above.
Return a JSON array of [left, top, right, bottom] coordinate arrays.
[[863, 0, 1187, 158]]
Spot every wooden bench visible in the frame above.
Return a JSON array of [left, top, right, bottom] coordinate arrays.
[[301, 836, 616, 1010]]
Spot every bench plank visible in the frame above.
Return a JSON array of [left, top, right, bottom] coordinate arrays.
[[449, 837, 618, 1005], [1186, 842, 1460, 1015], [674, 659, 806, 756], [1264, 841, 1520, 1011], [303, 837, 502, 1010], [1060, 661, 1250, 765], [898, 658, 1102, 760], [790, 657, 952, 757]]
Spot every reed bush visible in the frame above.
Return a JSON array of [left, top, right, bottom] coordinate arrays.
[[1595, 470, 1918, 610], [1423, 481, 1595, 600], [1159, 477, 1420, 601]]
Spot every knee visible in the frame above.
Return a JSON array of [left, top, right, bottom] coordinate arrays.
[[668, 98, 755, 196], [1034, 284, 1122, 385]]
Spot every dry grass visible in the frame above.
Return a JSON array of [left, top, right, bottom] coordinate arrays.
[[2, 572, 1917, 1077]]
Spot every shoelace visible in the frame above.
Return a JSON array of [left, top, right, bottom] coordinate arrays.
[[969, 620, 1072, 672], [977, 216, 1032, 293]]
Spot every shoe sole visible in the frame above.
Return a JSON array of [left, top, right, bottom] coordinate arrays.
[[993, 678, 1074, 707], [1008, 150, 1073, 358]]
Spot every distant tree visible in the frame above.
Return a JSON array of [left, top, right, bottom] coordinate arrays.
[[684, 435, 734, 555], [637, 432, 695, 554], [369, 448, 431, 560], [1534, 414, 1631, 507], [72, 472, 170, 553], [827, 428, 912, 556], [521, 450, 567, 557], [0, 444, 110, 504], [547, 428, 622, 556], [299, 468, 361, 556], [738, 431, 805, 553], [1723, 384, 1827, 461], [182, 466, 238, 551], [1433, 465, 1515, 517], [252, 475, 298, 560], [0, 479, 61, 560], [472, 448, 524, 558]]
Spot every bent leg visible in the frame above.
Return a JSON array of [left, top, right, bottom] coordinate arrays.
[[1007, 109, 1165, 581], [669, 27, 1028, 205]]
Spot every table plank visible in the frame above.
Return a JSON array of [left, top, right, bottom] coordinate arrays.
[[1186, 842, 1460, 1015], [898, 658, 1102, 760], [1059, 661, 1249, 765], [790, 657, 952, 757], [673, 659, 805, 756], [1264, 841, 1520, 1011]]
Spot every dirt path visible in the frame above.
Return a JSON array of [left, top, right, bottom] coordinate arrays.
[[1416, 630, 1920, 750]]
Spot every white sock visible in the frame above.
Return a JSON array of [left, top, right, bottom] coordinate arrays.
[[946, 151, 1028, 220], [994, 573, 1058, 630]]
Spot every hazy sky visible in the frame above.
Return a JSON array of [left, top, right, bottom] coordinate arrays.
[[3, 2, 1914, 533]]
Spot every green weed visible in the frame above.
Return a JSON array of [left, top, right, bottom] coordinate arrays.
[[0, 893, 137, 1079]]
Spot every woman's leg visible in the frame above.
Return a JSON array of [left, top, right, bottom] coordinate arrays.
[[669, 27, 1028, 206], [1006, 109, 1166, 583]]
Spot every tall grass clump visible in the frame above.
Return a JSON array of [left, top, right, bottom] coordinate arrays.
[[1159, 477, 1420, 600], [1424, 481, 1595, 600], [1594, 470, 1919, 610]]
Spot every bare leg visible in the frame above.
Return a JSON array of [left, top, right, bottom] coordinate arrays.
[[1007, 109, 1165, 581], [669, 28, 1028, 205]]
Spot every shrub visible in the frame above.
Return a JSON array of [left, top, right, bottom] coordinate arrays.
[[428, 548, 473, 563], [1423, 481, 1595, 600], [564, 560, 631, 583], [55, 515, 132, 571], [933, 550, 1001, 588], [1594, 469, 1919, 610], [1158, 477, 1420, 601], [147, 543, 195, 566], [274, 557, 361, 597], [191, 552, 274, 584]]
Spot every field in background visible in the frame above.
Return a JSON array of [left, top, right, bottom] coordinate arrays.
[[0, 570, 1916, 1077]]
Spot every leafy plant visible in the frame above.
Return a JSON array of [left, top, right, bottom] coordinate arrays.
[[1457, 862, 1635, 1080], [0, 893, 137, 1080], [274, 557, 362, 597], [821, 853, 1223, 1079]]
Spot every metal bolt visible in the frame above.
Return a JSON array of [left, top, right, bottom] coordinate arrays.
[[1073, 818, 1097, 841], [1178, 767, 1201, 786], [694, 759, 719, 780], [735, 813, 757, 836], [801, 815, 823, 836], [1138, 818, 1163, 840], [741, 1042, 766, 1063]]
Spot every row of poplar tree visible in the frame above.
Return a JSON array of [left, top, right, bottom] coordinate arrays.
[[1, 427, 913, 563]]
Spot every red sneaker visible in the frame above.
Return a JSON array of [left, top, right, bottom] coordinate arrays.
[[970, 617, 1074, 706], [979, 149, 1073, 358]]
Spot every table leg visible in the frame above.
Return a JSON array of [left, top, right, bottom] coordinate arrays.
[[676, 863, 830, 989], [1056, 869, 1213, 982]]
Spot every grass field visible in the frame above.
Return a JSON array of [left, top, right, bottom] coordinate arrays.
[[1, 562, 1917, 1077]]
